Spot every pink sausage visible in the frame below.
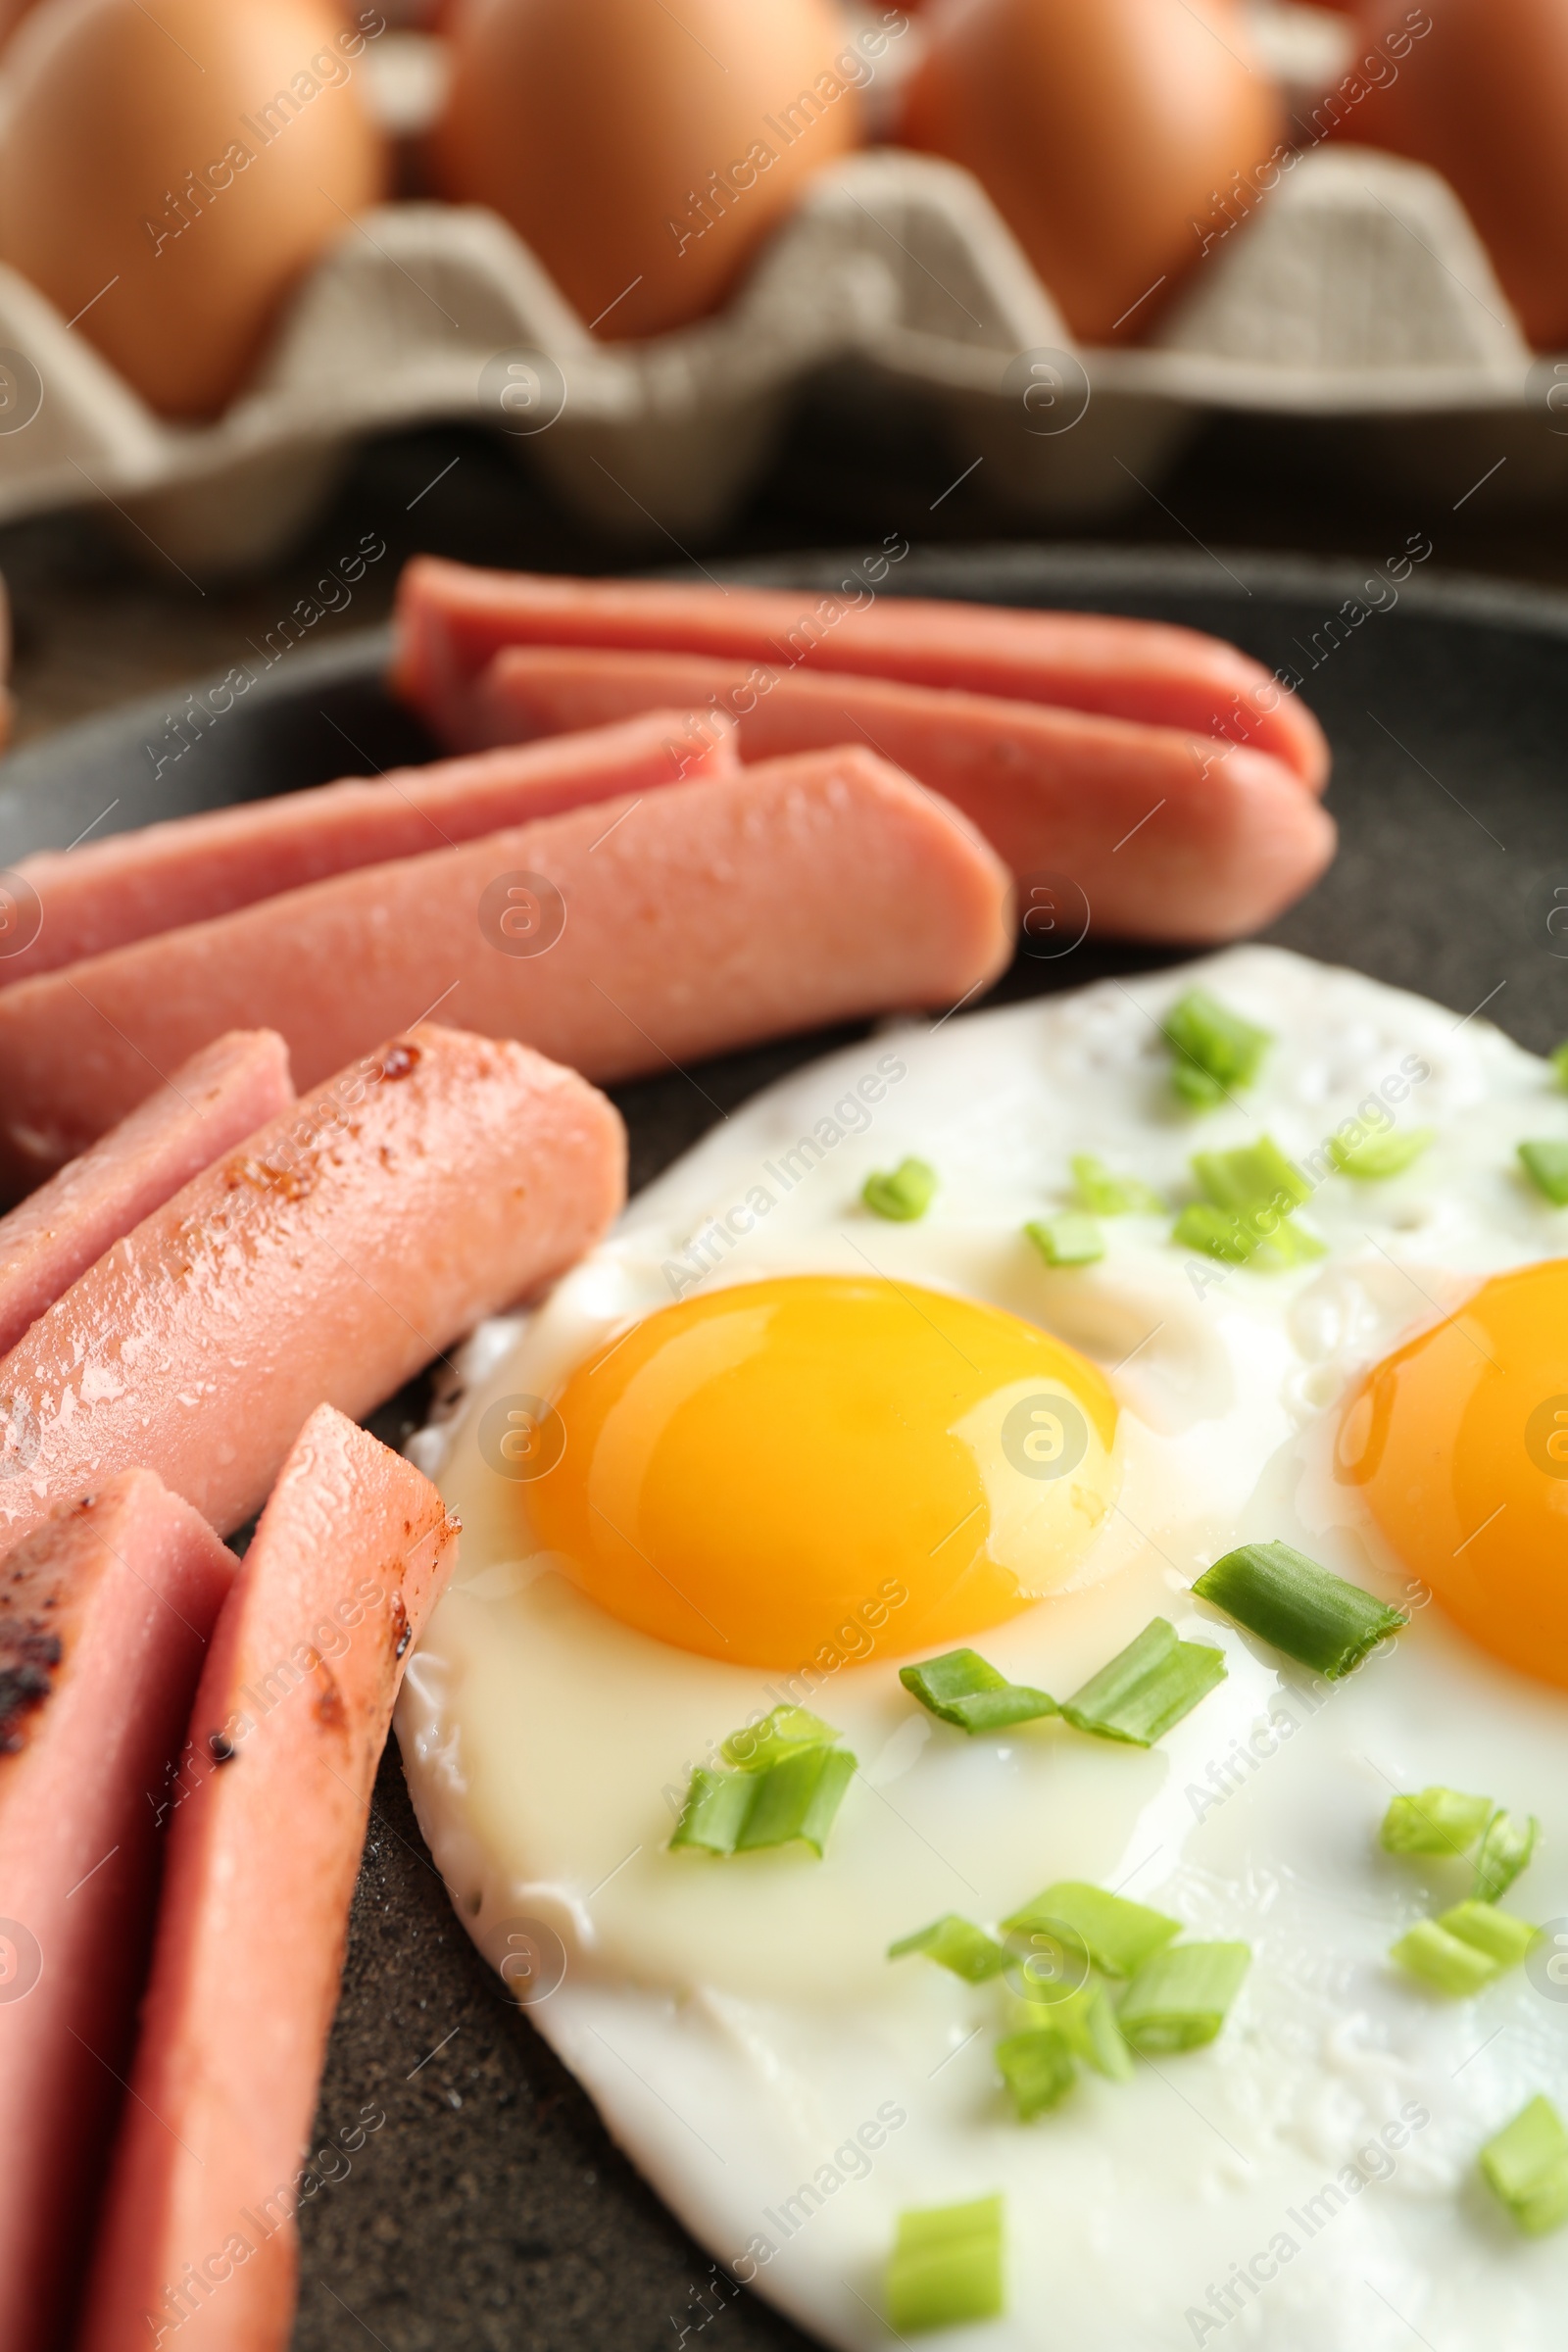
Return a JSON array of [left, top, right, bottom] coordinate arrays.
[[2, 708, 733, 988], [0, 748, 1012, 1186], [472, 645, 1336, 940], [77, 1406, 458, 2352], [0, 1472, 236, 2352], [392, 554, 1330, 791], [0, 1024, 625, 1542], [0, 1028, 292, 1355]]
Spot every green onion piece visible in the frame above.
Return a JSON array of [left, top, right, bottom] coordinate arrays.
[[721, 1704, 837, 1772], [1025, 1212, 1103, 1268], [1328, 1126, 1435, 1180], [1118, 1941, 1250, 2053], [1058, 1981, 1137, 2082], [1519, 1141, 1568, 1205], [1381, 1786, 1493, 1857], [1162, 990, 1271, 1109], [1553, 1043, 1568, 1093], [888, 1914, 1010, 1984], [735, 1744, 855, 1855], [1060, 1618, 1226, 1746], [995, 2030, 1076, 2120], [899, 1649, 1057, 1735], [1481, 2097, 1568, 2236], [1474, 1809, 1541, 1905], [885, 2196, 1005, 2335], [1071, 1154, 1163, 1215], [863, 1156, 937, 1221], [1193, 1541, 1407, 1679], [670, 1740, 856, 1857], [669, 1767, 757, 1855], [1003, 1881, 1180, 1980], [1389, 1918, 1498, 1996], [1439, 1900, 1538, 1971], [1171, 1200, 1326, 1272], [1193, 1137, 1312, 1213]]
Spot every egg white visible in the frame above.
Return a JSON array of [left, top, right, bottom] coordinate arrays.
[[398, 946, 1568, 2351]]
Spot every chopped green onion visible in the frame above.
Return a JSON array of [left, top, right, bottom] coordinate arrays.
[[1474, 1810, 1541, 1905], [899, 1648, 1057, 1735], [995, 2029, 1076, 2120], [721, 1704, 837, 1771], [1118, 1941, 1250, 2053], [1025, 1212, 1103, 1268], [1193, 1541, 1407, 1678], [1381, 1786, 1493, 1857], [1519, 1141, 1568, 1205], [889, 1914, 1010, 1984], [1071, 1154, 1163, 1216], [1003, 1882, 1179, 1981], [1193, 1137, 1312, 1213], [1055, 1980, 1136, 2082], [1553, 1043, 1568, 1093], [670, 1739, 855, 1857], [1162, 991, 1271, 1109], [736, 1744, 855, 1853], [1391, 1902, 1537, 1993], [885, 2196, 1005, 2334], [863, 1156, 937, 1221], [1060, 1618, 1227, 1747], [1481, 2096, 1568, 2236], [1328, 1126, 1435, 1180], [1172, 1200, 1326, 1272]]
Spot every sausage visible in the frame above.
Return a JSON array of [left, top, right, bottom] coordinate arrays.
[[0, 748, 1012, 1184], [0, 1024, 625, 1543], [0, 1472, 236, 2352], [391, 553, 1329, 791], [0, 1029, 292, 1356], [469, 644, 1336, 939], [76, 1405, 459, 2352], [1, 708, 732, 988]]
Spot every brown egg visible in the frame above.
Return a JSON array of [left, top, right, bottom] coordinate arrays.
[[1333, 0, 1568, 349], [429, 0, 866, 339], [0, 0, 388, 418], [897, 0, 1284, 343]]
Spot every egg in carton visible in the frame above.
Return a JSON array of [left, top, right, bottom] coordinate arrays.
[[0, 13, 1559, 575]]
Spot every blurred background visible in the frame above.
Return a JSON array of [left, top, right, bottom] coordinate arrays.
[[0, 0, 1561, 744]]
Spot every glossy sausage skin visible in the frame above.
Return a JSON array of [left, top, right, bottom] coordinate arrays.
[[0, 1024, 626, 1543], [1, 709, 733, 989], [0, 1029, 292, 1353], [0, 748, 1012, 1180], [391, 554, 1330, 791], [77, 1407, 459, 2352], [470, 644, 1337, 941], [0, 1473, 236, 2352]]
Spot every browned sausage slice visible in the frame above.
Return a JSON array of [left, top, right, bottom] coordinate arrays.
[[76, 1406, 459, 2352], [0, 1472, 236, 2352]]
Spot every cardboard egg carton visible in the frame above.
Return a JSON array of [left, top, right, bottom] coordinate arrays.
[[0, 52, 1555, 571]]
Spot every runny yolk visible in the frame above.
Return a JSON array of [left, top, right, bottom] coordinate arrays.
[[523, 1274, 1121, 1669], [1340, 1256, 1568, 1688]]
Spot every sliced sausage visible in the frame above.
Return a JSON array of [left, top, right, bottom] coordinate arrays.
[[391, 553, 1329, 791], [0, 1472, 236, 2352], [2, 709, 733, 988], [76, 1405, 459, 2352], [469, 644, 1336, 938], [0, 1028, 292, 1354], [0, 1023, 625, 1543], [0, 748, 1012, 1187]]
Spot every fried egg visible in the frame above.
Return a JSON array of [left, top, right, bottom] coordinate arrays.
[[398, 945, 1568, 2351]]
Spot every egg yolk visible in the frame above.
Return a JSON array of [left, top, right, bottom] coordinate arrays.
[[1341, 1257, 1568, 1688], [524, 1275, 1120, 1669]]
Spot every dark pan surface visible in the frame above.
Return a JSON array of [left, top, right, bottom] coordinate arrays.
[[7, 543, 1567, 2350]]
